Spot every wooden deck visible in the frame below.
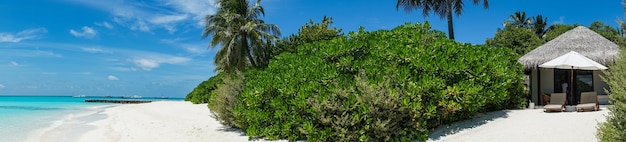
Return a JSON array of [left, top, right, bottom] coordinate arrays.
[[85, 99, 152, 104]]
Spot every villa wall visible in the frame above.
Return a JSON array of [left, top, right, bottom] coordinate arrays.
[[539, 68, 555, 97], [530, 69, 538, 105], [530, 69, 610, 105], [594, 71, 609, 95], [529, 68, 554, 105]]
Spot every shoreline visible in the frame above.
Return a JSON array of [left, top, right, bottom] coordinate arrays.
[[26, 101, 256, 142], [25, 105, 117, 142], [25, 101, 608, 142]]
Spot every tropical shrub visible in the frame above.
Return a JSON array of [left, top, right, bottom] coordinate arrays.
[[598, 51, 626, 141], [184, 72, 224, 104], [486, 26, 545, 55], [231, 22, 526, 141], [260, 16, 342, 67], [210, 71, 245, 127]]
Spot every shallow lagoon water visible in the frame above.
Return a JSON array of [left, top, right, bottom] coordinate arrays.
[[0, 96, 106, 141], [0, 96, 181, 142]]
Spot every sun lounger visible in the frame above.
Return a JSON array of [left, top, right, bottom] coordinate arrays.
[[576, 92, 599, 112], [544, 93, 566, 112], [542, 93, 550, 105]]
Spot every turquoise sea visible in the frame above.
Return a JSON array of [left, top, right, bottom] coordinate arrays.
[[0, 96, 183, 142]]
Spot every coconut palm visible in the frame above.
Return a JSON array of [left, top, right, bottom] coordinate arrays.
[[396, 0, 489, 40], [203, 0, 281, 72], [531, 14, 548, 38], [505, 11, 532, 28]]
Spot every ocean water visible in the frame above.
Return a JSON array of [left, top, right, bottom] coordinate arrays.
[[0, 96, 182, 142]]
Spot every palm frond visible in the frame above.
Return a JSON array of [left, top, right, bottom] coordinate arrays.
[[203, 0, 280, 71], [452, 0, 464, 16], [396, 0, 423, 13]]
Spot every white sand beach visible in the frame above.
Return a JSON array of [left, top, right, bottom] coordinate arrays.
[[428, 107, 609, 142], [27, 101, 254, 142], [25, 101, 609, 142]]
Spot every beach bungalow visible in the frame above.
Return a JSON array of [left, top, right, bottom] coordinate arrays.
[[518, 26, 620, 106]]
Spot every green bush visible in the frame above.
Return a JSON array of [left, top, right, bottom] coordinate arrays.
[[185, 72, 224, 104], [232, 22, 525, 141], [210, 71, 245, 127], [598, 51, 626, 141], [306, 70, 433, 141], [485, 26, 544, 55]]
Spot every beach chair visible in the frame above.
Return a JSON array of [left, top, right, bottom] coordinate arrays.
[[544, 93, 566, 112], [542, 93, 550, 105], [576, 92, 599, 112]]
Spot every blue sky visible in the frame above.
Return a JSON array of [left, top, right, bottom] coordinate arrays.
[[0, 0, 623, 97]]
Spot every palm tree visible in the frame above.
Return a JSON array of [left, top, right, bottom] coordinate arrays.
[[397, 0, 489, 40], [531, 14, 548, 38], [505, 11, 532, 28], [202, 0, 281, 72]]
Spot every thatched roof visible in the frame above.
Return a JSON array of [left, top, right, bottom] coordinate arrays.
[[518, 26, 620, 69]]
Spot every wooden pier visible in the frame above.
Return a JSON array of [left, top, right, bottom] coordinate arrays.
[[85, 99, 152, 104]]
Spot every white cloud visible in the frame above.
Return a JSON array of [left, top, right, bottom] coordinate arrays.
[[68, 0, 217, 33], [150, 14, 189, 33], [95, 22, 114, 29], [0, 84, 4, 89], [111, 67, 137, 72], [0, 28, 48, 42], [150, 14, 189, 24], [134, 59, 160, 71], [107, 75, 119, 80], [163, 25, 178, 34], [82, 47, 111, 54], [70, 26, 98, 38], [130, 20, 151, 32], [10, 61, 19, 66], [132, 56, 191, 71], [163, 0, 218, 26]]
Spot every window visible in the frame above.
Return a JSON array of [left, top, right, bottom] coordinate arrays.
[[576, 70, 593, 93]]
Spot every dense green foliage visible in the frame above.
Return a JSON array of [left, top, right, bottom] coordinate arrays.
[[597, 2, 626, 140], [271, 16, 343, 56], [210, 72, 245, 127], [229, 22, 525, 141], [486, 26, 545, 55], [184, 73, 224, 104], [202, 0, 280, 71], [588, 21, 626, 47], [396, 0, 489, 40], [598, 51, 626, 141], [488, 11, 548, 55], [188, 17, 342, 103]]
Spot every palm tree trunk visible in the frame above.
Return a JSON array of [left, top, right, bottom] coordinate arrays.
[[446, 3, 455, 40], [242, 34, 258, 67]]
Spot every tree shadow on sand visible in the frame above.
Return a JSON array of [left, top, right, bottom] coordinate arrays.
[[216, 126, 247, 136], [427, 110, 511, 141], [216, 127, 273, 141]]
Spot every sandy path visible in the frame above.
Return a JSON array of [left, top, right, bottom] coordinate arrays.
[[428, 107, 609, 142]]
